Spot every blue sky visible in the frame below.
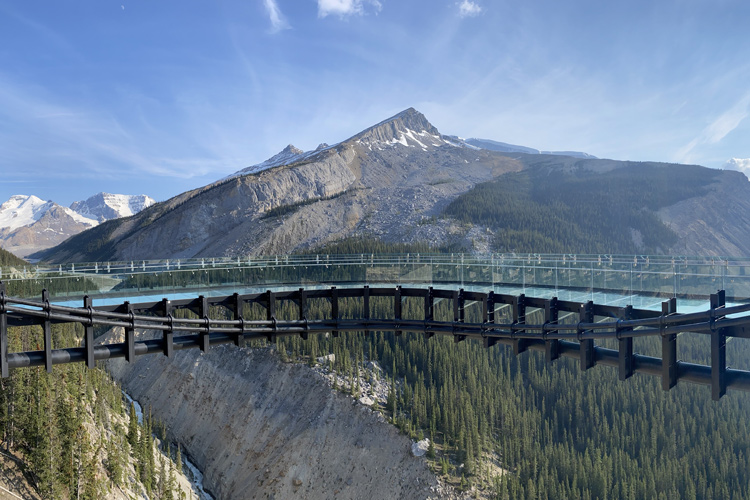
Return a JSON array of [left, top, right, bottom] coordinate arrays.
[[2, 0, 750, 206]]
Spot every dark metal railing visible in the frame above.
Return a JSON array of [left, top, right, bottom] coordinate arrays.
[[0, 282, 745, 400]]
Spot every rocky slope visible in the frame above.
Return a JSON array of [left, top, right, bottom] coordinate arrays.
[[105, 340, 455, 500]]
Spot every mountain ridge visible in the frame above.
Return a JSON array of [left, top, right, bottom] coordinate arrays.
[[35, 107, 750, 262]]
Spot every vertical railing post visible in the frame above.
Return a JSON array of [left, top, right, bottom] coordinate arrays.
[[124, 301, 135, 362], [298, 288, 309, 340], [42, 289, 52, 373], [363, 286, 370, 336], [579, 301, 594, 371], [199, 295, 210, 352], [162, 298, 173, 357], [544, 298, 559, 363], [394, 286, 402, 336], [424, 287, 434, 340], [661, 297, 678, 391], [512, 294, 527, 354], [266, 290, 276, 343], [710, 290, 727, 400], [83, 296, 95, 369], [618, 305, 634, 381], [233, 293, 245, 348], [454, 289, 466, 343], [331, 287, 339, 338], [483, 291, 498, 348], [0, 282, 8, 378]]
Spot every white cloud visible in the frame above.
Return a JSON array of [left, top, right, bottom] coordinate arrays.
[[263, 0, 290, 33], [317, 0, 382, 18], [724, 158, 750, 178], [675, 93, 750, 163], [458, 0, 482, 18]]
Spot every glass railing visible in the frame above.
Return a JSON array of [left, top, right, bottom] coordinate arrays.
[[1, 253, 748, 303]]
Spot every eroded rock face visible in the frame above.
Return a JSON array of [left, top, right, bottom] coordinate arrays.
[[106, 343, 448, 500]]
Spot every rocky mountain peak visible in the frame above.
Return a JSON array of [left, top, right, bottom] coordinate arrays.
[[348, 107, 446, 149], [282, 144, 304, 155]]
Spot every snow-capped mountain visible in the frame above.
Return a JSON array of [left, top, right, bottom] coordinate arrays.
[[70, 193, 156, 223], [0, 192, 154, 259], [0, 195, 96, 232]]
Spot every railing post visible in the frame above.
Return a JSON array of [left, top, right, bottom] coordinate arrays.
[[331, 287, 339, 338], [162, 298, 173, 357], [124, 301, 135, 362], [618, 305, 634, 381], [42, 289, 52, 373], [297, 288, 309, 340], [199, 295, 210, 352], [424, 287, 434, 340], [394, 286, 402, 336], [0, 282, 8, 378], [266, 290, 276, 343], [483, 291, 498, 349], [661, 297, 678, 391], [454, 288, 467, 343], [579, 301, 594, 371], [363, 285, 370, 336], [83, 296, 95, 369], [232, 293, 245, 348], [544, 298, 559, 363], [710, 290, 727, 400], [512, 294, 527, 354], [458, 289, 465, 324]]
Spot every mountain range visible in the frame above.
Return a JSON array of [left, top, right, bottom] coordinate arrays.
[[34, 107, 750, 263], [0, 193, 154, 258]]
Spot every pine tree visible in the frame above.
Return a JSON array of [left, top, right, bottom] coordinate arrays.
[[128, 402, 139, 448]]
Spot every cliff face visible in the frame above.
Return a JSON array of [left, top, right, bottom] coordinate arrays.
[[105, 342, 450, 500]]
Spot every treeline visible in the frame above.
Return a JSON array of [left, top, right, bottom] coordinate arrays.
[[0, 247, 25, 267], [0, 323, 186, 499], [444, 162, 719, 254]]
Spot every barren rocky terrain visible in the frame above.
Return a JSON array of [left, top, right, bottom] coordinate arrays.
[[105, 337, 463, 500]]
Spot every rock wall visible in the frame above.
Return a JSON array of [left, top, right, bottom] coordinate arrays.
[[106, 342, 449, 500]]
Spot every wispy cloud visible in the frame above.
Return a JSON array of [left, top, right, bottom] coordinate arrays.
[[317, 0, 382, 18], [458, 0, 482, 18], [675, 93, 750, 163], [263, 0, 290, 33]]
